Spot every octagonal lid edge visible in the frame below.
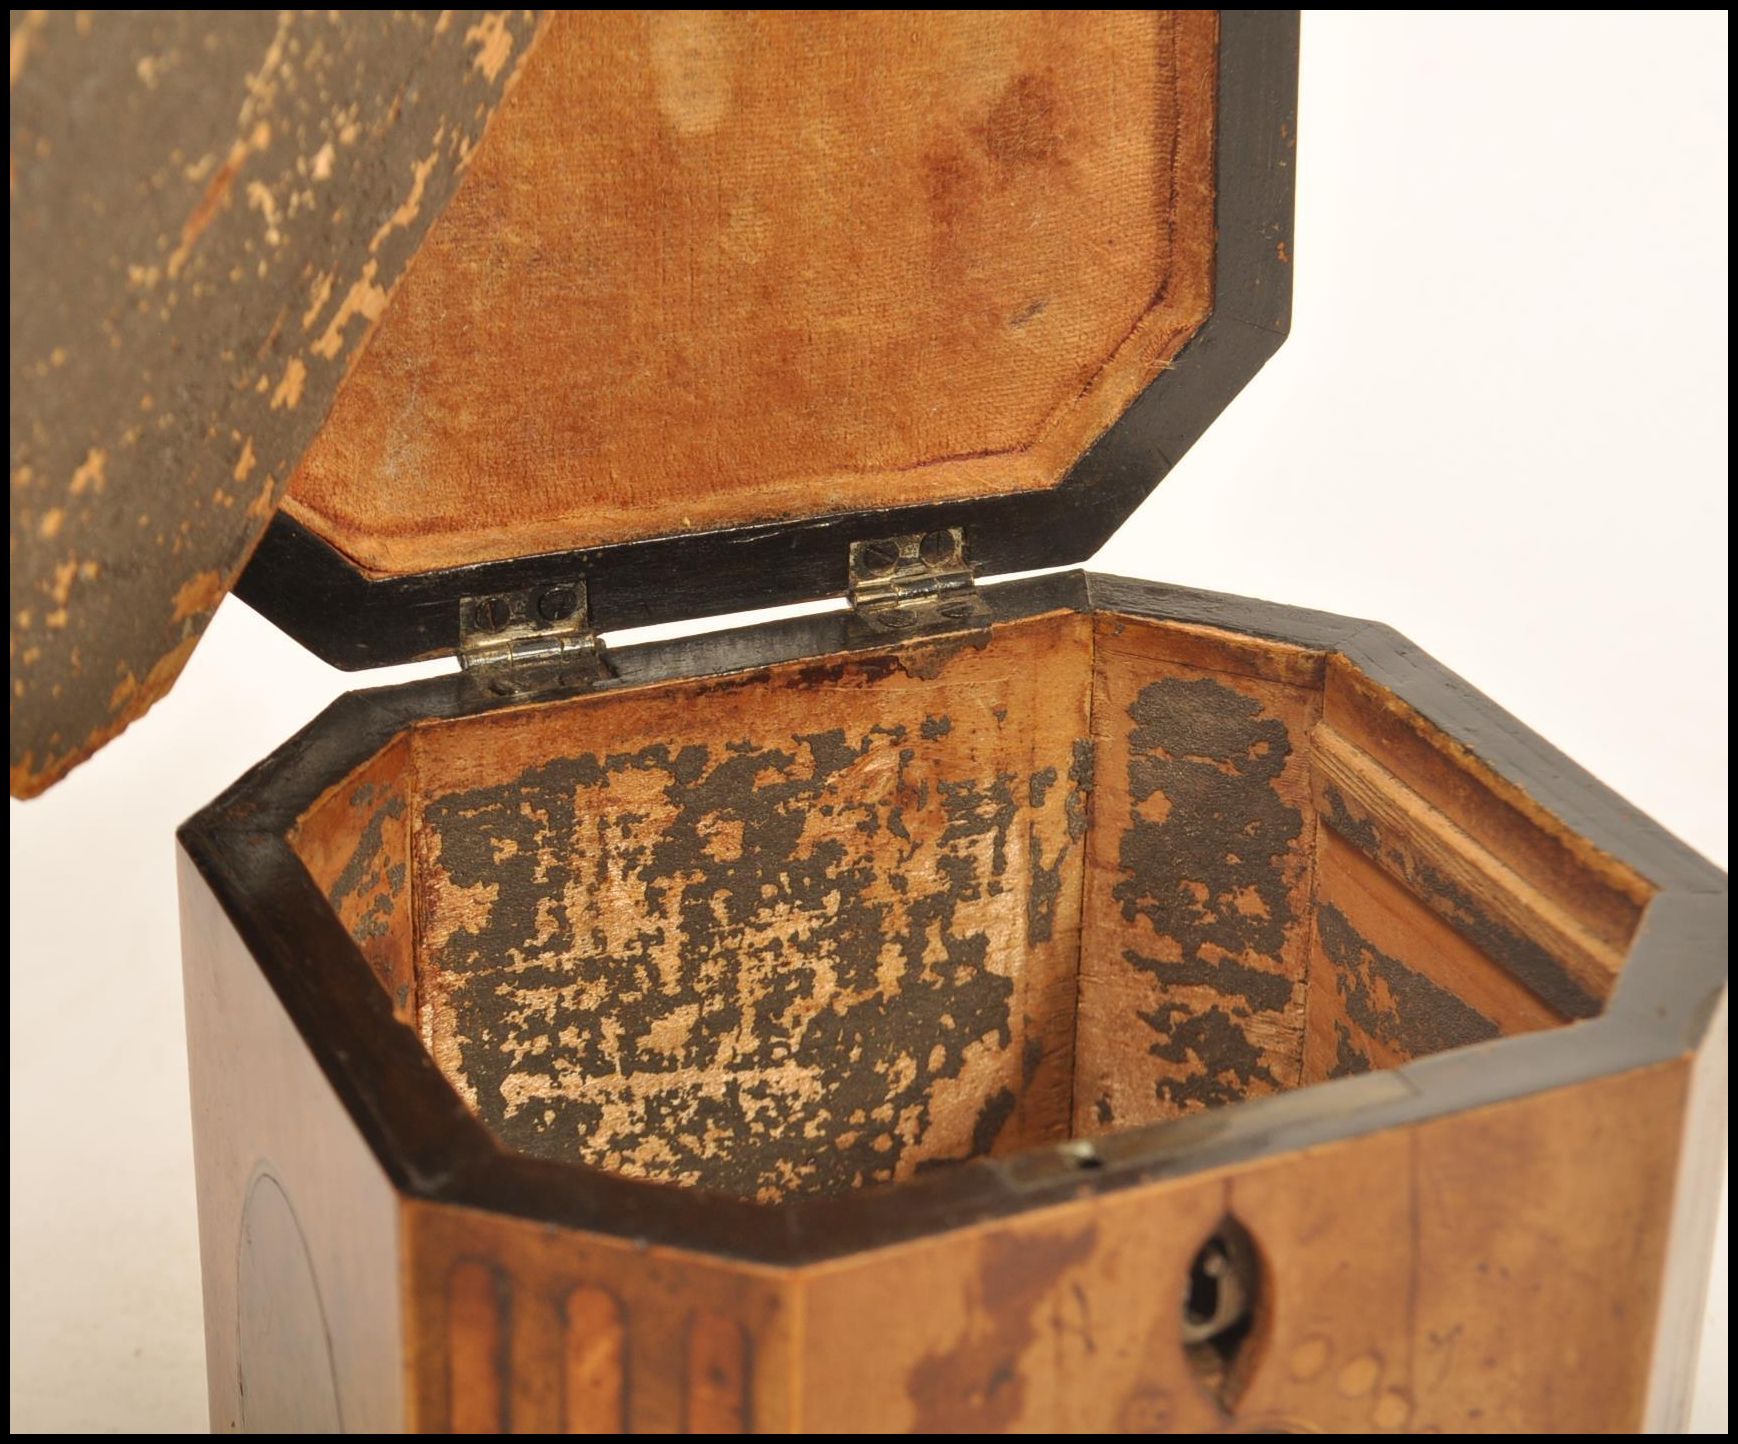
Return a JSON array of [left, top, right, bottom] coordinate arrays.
[[239, 9, 1298, 671], [10, 11, 1299, 789]]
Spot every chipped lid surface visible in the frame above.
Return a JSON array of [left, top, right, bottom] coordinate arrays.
[[8, 9, 540, 797]]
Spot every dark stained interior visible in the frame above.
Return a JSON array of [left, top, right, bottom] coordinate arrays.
[[289, 609, 1652, 1202]]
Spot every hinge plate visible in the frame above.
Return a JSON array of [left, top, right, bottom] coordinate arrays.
[[847, 527, 990, 638], [459, 579, 611, 696]]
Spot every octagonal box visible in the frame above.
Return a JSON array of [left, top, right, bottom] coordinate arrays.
[[183, 569, 1727, 1434], [12, 9, 1722, 1438]]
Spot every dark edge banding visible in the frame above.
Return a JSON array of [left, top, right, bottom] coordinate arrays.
[[233, 12, 1301, 669], [179, 569, 1727, 1267]]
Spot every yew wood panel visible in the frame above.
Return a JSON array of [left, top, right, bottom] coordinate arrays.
[[793, 1060, 1687, 1433], [179, 850, 405, 1432]]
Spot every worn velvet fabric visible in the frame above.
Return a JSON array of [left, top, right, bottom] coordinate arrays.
[[287, 10, 1219, 574]]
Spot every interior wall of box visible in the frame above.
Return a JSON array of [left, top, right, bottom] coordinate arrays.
[[1074, 611, 1645, 1141], [287, 608, 1652, 1200]]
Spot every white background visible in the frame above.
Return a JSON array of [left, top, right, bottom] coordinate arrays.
[[9, 11, 1727, 1433]]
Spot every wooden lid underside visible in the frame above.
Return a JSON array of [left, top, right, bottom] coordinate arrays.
[[283, 10, 1218, 576]]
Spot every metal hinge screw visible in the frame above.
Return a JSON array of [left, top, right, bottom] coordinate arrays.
[[459, 579, 610, 695], [537, 585, 579, 622], [847, 527, 989, 637], [472, 595, 509, 632]]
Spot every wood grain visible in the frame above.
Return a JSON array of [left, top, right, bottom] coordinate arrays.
[[793, 1060, 1686, 1432], [403, 1199, 793, 1434], [410, 612, 1093, 1199], [1077, 613, 1324, 1131], [563, 1287, 627, 1433], [283, 11, 1218, 574], [1406, 1060, 1686, 1432], [183, 569, 1721, 1433], [288, 608, 1650, 1180], [1313, 724, 1622, 1014], [1322, 652, 1651, 950], [1302, 832, 1562, 1081], [9, 10, 540, 797], [288, 736, 417, 1025], [178, 847, 405, 1432]]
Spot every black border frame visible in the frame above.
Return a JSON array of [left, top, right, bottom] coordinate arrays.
[[234, 12, 1302, 670], [178, 571, 1728, 1268]]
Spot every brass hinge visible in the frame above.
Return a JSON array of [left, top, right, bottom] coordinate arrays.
[[459, 579, 611, 695], [847, 527, 990, 637]]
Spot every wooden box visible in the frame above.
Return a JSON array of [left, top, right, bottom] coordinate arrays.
[[10, 11, 1725, 1436]]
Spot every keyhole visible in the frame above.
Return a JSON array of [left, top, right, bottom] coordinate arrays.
[[1181, 1216, 1263, 1409], [1182, 1233, 1249, 1344]]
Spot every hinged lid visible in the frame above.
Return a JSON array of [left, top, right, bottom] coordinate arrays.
[[10, 10, 1296, 796], [458, 579, 610, 696], [9, 9, 539, 797], [847, 528, 991, 638]]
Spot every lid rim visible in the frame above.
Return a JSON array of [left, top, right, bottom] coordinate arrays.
[[180, 569, 1728, 1266], [236, 10, 1299, 671]]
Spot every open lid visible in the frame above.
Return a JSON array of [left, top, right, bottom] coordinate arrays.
[[9, 10, 538, 796], [10, 10, 1296, 796]]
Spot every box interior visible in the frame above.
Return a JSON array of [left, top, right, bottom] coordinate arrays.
[[289, 609, 1652, 1203]]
